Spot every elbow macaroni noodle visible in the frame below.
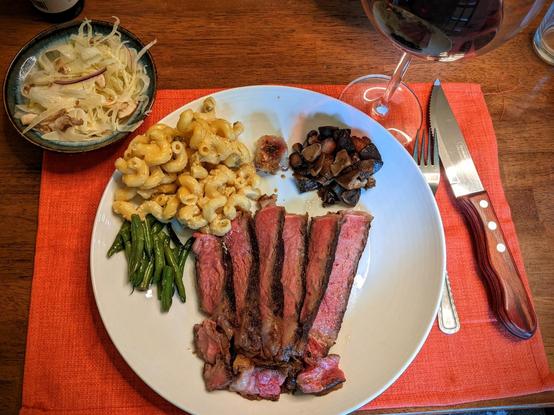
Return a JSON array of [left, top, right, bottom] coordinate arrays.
[[112, 97, 261, 234]]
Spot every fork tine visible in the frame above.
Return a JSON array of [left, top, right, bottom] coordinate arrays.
[[419, 129, 426, 166], [412, 129, 420, 163], [433, 128, 440, 166], [427, 128, 432, 166]]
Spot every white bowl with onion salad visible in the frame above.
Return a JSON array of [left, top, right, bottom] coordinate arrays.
[[3, 18, 157, 153]]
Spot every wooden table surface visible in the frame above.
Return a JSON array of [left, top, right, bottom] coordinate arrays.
[[0, 1, 553, 414]]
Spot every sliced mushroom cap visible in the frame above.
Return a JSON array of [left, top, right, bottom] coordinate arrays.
[[305, 130, 319, 145], [301, 143, 322, 162], [357, 157, 383, 176], [359, 141, 383, 163], [309, 153, 326, 176], [289, 152, 304, 169], [351, 135, 371, 152], [333, 127, 351, 140], [335, 129, 356, 153], [306, 129, 318, 139], [340, 188, 361, 206], [316, 155, 334, 185], [330, 149, 351, 177], [292, 142, 303, 153], [51, 113, 84, 131], [335, 169, 367, 190]]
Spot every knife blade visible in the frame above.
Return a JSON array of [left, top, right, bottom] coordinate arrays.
[[430, 79, 537, 340]]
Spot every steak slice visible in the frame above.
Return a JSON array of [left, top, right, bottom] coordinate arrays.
[[193, 231, 236, 340], [193, 319, 230, 365], [305, 211, 372, 362], [278, 213, 308, 361], [194, 318, 234, 392], [297, 213, 340, 350], [230, 355, 287, 401], [203, 357, 233, 391], [234, 216, 263, 356], [192, 233, 227, 316], [223, 212, 254, 325], [254, 200, 285, 359], [296, 354, 345, 395]]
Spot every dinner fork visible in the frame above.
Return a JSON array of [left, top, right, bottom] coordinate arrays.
[[413, 129, 460, 334]]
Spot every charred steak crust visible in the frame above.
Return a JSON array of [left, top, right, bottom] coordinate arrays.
[[271, 212, 285, 318], [298, 214, 340, 346], [223, 212, 253, 324], [298, 214, 309, 320], [236, 217, 263, 355], [223, 245, 236, 320]]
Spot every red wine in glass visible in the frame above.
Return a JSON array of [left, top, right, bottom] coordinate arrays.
[[367, 0, 503, 61]]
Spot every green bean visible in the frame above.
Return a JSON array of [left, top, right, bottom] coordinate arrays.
[[175, 245, 185, 263], [151, 220, 165, 234], [152, 235, 165, 284], [178, 236, 195, 271], [120, 221, 131, 241], [130, 215, 145, 275], [167, 223, 183, 247], [157, 230, 168, 243], [160, 265, 175, 312], [184, 236, 195, 250], [107, 235, 123, 257], [164, 241, 185, 302], [131, 254, 148, 287], [138, 261, 154, 291], [107, 221, 130, 257], [124, 240, 132, 263], [143, 219, 154, 259]]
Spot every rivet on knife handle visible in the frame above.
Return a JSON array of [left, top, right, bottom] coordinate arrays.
[[458, 191, 537, 339]]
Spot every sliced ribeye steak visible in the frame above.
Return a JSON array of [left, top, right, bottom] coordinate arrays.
[[305, 211, 372, 362], [279, 213, 308, 361], [254, 199, 285, 359]]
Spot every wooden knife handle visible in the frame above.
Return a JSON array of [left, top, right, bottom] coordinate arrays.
[[458, 191, 537, 339]]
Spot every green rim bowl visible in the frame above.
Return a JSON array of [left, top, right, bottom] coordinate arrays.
[[3, 19, 157, 153]]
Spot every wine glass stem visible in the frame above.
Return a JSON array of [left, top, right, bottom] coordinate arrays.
[[371, 52, 413, 119]]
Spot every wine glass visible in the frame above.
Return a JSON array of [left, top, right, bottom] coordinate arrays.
[[340, 0, 546, 145]]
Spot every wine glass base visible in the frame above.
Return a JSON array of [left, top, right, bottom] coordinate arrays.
[[339, 74, 422, 146]]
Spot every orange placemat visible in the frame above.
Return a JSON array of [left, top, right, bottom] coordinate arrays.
[[20, 85, 554, 415]]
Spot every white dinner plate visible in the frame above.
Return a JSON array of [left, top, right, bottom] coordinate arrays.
[[90, 85, 445, 415]]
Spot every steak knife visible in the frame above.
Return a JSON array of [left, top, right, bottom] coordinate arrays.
[[429, 79, 537, 340]]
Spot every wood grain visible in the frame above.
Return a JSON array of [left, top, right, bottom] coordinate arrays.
[[0, 0, 552, 414], [459, 191, 537, 339]]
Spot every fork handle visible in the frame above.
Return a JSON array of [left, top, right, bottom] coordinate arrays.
[[458, 191, 537, 339]]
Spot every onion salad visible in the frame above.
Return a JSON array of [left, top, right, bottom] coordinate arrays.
[[15, 17, 156, 142]]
